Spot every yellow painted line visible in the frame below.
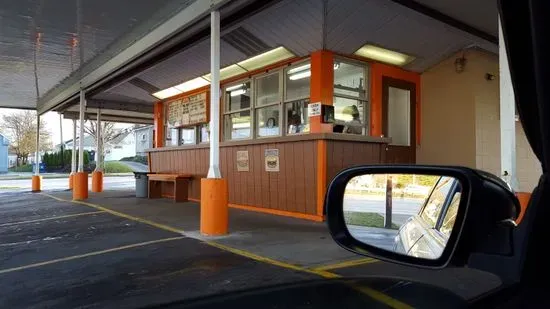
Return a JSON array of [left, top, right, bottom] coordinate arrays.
[[40, 193, 184, 234], [312, 257, 379, 271], [0, 211, 105, 227], [0, 236, 185, 275], [40, 193, 410, 309], [205, 241, 340, 278]]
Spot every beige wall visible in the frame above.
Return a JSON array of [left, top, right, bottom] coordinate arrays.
[[419, 50, 541, 192]]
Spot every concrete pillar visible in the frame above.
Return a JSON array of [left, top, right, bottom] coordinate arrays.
[[74, 90, 88, 200], [499, 17, 519, 191], [201, 10, 228, 236], [32, 113, 41, 192], [92, 108, 103, 192]]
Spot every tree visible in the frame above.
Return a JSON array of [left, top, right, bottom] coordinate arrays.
[[84, 120, 124, 154], [0, 111, 52, 166]]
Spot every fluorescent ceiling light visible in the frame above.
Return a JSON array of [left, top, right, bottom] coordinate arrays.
[[288, 63, 310, 74], [230, 89, 247, 97], [203, 64, 247, 81], [238, 46, 294, 71], [225, 83, 245, 91], [289, 70, 311, 80], [174, 77, 210, 92], [354, 44, 414, 66], [152, 87, 182, 99]]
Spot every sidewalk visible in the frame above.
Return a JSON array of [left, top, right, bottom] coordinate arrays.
[[0, 172, 134, 181]]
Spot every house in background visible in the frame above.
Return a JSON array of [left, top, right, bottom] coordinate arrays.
[[133, 125, 153, 156], [104, 129, 135, 161], [0, 133, 9, 173]]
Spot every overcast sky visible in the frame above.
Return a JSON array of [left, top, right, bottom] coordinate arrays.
[[0, 108, 132, 146]]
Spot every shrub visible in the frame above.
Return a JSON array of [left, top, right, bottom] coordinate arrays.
[[103, 161, 133, 173], [9, 164, 33, 172]]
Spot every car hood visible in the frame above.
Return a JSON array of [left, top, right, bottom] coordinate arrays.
[[149, 277, 467, 309]]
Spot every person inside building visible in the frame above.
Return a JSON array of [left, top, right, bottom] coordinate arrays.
[[342, 105, 362, 134]]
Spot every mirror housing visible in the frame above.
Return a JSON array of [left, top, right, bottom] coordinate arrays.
[[325, 165, 520, 269]]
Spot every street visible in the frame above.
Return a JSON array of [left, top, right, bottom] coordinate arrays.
[[347, 225, 398, 251], [344, 194, 424, 215], [0, 176, 135, 194]]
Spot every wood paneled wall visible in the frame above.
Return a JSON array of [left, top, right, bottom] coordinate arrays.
[[325, 140, 386, 185], [149, 140, 319, 215]]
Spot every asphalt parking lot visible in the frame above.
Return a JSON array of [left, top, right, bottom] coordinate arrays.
[[0, 190, 503, 308]]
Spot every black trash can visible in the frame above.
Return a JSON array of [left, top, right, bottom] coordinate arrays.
[[134, 172, 149, 198]]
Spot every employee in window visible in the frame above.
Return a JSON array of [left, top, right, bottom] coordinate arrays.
[[288, 111, 303, 134], [343, 105, 362, 135]]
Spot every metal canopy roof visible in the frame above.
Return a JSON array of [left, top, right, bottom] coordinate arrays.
[[0, 0, 188, 110], [0, 0, 499, 118]]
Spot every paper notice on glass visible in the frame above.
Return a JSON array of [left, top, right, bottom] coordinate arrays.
[[236, 150, 249, 172], [264, 149, 279, 172], [308, 102, 321, 117]]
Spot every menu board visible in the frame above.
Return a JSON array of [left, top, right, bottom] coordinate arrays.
[[166, 92, 208, 128]]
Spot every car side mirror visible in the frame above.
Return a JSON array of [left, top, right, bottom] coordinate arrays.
[[325, 165, 520, 269]]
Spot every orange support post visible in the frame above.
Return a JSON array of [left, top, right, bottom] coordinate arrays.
[[200, 178, 229, 236], [309, 50, 334, 133], [73, 172, 88, 200], [153, 102, 164, 148], [31, 175, 42, 192], [516, 192, 531, 224], [91, 171, 103, 192]]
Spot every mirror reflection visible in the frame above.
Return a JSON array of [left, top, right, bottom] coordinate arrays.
[[344, 174, 462, 259]]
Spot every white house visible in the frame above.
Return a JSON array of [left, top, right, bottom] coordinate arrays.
[[104, 130, 135, 161], [133, 125, 153, 156], [0, 133, 9, 173]]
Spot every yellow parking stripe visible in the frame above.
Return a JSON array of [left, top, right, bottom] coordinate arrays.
[[312, 257, 379, 271], [0, 211, 105, 227], [39, 193, 411, 309], [0, 236, 185, 275], [40, 193, 184, 234]]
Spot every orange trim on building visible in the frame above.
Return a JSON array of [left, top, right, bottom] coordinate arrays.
[[310, 50, 334, 133], [516, 192, 531, 224], [316, 140, 327, 216], [229, 203, 324, 222], [153, 102, 164, 148], [370, 62, 421, 144], [188, 197, 324, 222]]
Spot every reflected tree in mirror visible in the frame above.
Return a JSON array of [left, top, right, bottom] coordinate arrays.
[[344, 174, 462, 260]]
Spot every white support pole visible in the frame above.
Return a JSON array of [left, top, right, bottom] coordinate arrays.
[[35, 114, 40, 175], [96, 109, 102, 171], [207, 10, 221, 179], [78, 90, 85, 172], [499, 17, 519, 191], [71, 119, 77, 173]]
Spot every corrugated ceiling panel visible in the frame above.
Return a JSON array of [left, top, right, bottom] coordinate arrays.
[[93, 82, 156, 104], [241, 0, 323, 56], [0, 0, 185, 109], [137, 39, 246, 89], [326, 0, 497, 72]]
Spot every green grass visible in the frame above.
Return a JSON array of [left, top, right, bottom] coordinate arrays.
[[344, 211, 399, 229], [8, 165, 33, 172], [0, 186, 23, 190], [103, 161, 134, 173]]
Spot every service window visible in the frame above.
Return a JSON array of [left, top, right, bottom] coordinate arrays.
[[255, 72, 281, 137], [199, 123, 209, 143], [179, 127, 196, 145], [285, 61, 311, 135], [224, 81, 252, 140], [285, 98, 310, 134], [166, 127, 179, 146], [333, 60, 368, 135]]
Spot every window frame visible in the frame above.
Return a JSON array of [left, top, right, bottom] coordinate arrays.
[[283, 59, 312, 136], [333, 57, 370, 136], [254, 71, 283, 139], [418, 177, 457, 228], [223, 79, 253, 141]]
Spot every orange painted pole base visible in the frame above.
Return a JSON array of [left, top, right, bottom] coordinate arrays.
[[31, 175, 42, 192], [73, 172, 89, 200], [69, 173, 75, 190], [516, 192, 531, 224], [91, 171, 103, 193], [200, 178, 229, 236]]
